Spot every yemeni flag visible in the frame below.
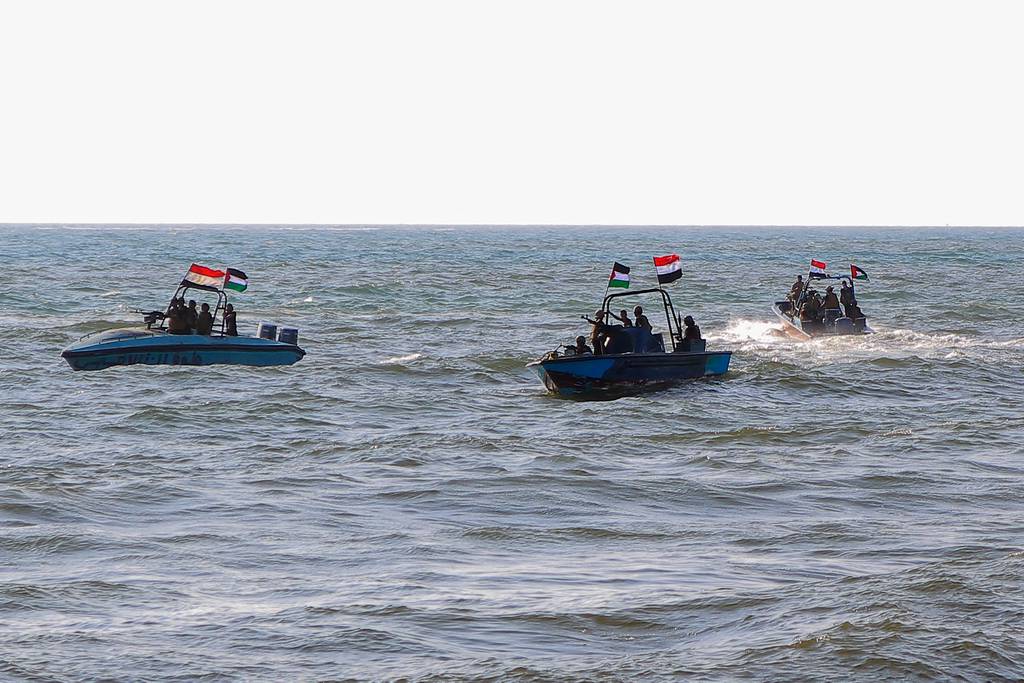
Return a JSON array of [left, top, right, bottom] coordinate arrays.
[[850, 264, 869, 281], [608, 262, 631, 289], [654, 253, 682, 284], [183, 263, 225, 290], [224, 268, 249, 292], [809, 259, 828, 279]]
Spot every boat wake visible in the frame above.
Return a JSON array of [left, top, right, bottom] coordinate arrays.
[[711, 319, 788, 345]]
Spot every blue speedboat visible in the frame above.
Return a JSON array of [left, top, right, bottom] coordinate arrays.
[[62, 327, 305, 371], [528, 287, 732, 396], [62, 270, 306, 371]]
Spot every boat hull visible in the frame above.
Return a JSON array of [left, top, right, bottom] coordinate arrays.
[[61, 328, 306, 371], [528, 350, 732, 396], [772, 302, 873, 339]]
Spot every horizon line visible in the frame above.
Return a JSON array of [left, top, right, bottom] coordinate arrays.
[[1, 222, 1022, 229]]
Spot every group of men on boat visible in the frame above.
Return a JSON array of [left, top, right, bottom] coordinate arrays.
[[561, 305, 702, 356], [786, 275, 866, 327], [164, 297, 239, 336]]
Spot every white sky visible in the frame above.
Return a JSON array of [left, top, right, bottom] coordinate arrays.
[[0, 0, 1021, 225]]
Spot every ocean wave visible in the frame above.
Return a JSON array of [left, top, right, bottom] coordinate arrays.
[[377, 353, 423, 364]]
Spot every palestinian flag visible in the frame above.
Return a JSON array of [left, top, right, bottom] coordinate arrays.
[[654, 253, 682, 284], [224, 268, 249, 292], [183, 263, 225, 290], [609, 262, 631, 288], [850, 264, 868, 281], [809, 259, 828, 279]]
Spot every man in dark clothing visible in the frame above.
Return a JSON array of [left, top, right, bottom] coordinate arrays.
[[821, 286, 840, 310], [633, 306, 652, 331], [166, 300, 190, 334], [840, 281, 857, 318], [195, 303, 215, 335], [789, 275, 804, 308], [800, 296, 819, 323], [682, 315, 702, 341], [223, 303, 238, 336], [571, 335, 592, 355], [185, 300, 199, 332]]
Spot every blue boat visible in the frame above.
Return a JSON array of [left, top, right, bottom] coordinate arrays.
[[62, 273, 306, 371], [62, 327, 305, 371], [528, 287, 732, 396]]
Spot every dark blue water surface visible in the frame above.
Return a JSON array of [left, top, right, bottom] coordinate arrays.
[[1, 225, 1023, 680]]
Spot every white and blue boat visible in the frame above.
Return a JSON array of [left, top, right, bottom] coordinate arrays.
[[772, 272, 873, 340], [62, 271, 306, 371], [528, 287, 732, 396]]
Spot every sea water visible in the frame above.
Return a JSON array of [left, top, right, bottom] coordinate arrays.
[[1, 225, 1023, 680]]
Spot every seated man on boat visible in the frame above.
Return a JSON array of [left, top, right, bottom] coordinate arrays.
[[821, 286, 842, 322], [633, 306, 652, 331], [683, 315, 702, 341], [166, 299, 191, 335], [569, 335, 593, 356], [799, 293, 820, 326], [195, 303, 215, 335], [609, 309, 633, 327], [185, 300, 199, 332]]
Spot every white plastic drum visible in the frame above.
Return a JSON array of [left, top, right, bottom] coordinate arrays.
[[277, 327, 299, 345], [257, 321, 278, 340]]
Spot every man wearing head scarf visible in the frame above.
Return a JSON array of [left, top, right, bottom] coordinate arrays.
[[682, 315, 702, 341]]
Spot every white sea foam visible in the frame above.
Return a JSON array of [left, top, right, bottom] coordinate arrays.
[[378, 353, 423, 364], [711, 319, 787, 344]]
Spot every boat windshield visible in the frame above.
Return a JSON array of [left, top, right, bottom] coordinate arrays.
[[158, 283, 231, 335], [600, 287, 682, 351]]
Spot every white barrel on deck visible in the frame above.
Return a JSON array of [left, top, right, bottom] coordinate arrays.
[[257, 321, 278, 340], [277, 327, 299, 345]]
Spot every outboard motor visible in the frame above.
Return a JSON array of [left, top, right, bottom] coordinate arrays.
[[277, 327, 299, 345], [257, 321, 278, 340], [834, 317, 855, 334]]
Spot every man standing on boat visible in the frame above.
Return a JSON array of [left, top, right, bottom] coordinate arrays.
[[582, 310, 613, 354], [224, 303, 238, 336], [788, 275, 804, 311], [840, 280, 856, 318]]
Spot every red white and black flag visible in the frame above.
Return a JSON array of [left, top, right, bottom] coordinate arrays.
[[654, 254, 682, 284], [809, 259, 828, 279]]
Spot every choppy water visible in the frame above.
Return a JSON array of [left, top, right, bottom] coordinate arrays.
[[1, 225, 1023, 681]]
